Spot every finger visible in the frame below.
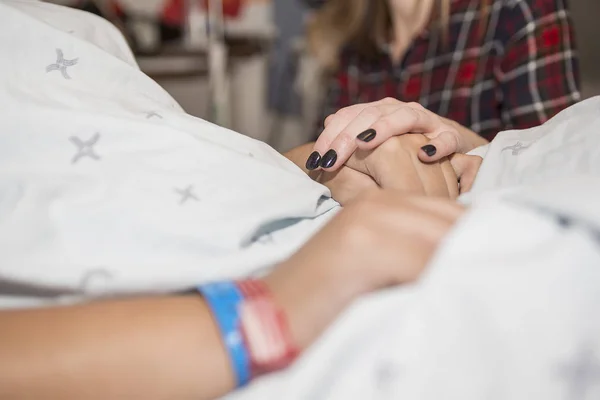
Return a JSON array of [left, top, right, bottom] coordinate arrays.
[[319, 105, 401, 171], [417, 130, 461, 162], [440, 159, 460, 199], [450, 154, 483, 194], [355, 106, 441, 150], [411, 158, 452, 199], [314, 99, 401, 155], [314, 109, 356, 156], [346, 146, 425, 194], [323, 114, 334, 128], [319, 168, 378, 205]]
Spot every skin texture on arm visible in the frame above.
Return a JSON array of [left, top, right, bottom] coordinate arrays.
[[0, 266, 363, 400], [0, 192, 463, 400]]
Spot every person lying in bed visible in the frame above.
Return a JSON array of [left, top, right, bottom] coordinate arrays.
[[1, 2, 599, 400], [0, 2, 471, 399]]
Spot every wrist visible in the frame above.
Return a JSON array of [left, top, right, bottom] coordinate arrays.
[[263, 258, 365, 350]]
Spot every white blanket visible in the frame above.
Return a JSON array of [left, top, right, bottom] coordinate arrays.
[[0, 0, 338, 307], [1, 2, 600, 398], [229, 100, 600, 399]]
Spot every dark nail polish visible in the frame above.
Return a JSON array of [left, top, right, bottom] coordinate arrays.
[[305, 151, 322, 170], [357, 128, 377, 142], [421, 145, 437, 157], [320, 149, 338, 169]]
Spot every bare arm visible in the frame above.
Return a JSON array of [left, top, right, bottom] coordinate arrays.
[[0, 295, 233, 400], [0, 192, 462, 400], [0, 260, 359, 400]]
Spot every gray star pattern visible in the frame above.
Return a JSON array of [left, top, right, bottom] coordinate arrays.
[[46, 48, 78, 79], [70, 133, 101, 164], [175, 185, 199, 205]]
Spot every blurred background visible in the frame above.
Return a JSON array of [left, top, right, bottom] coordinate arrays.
[[47, 0, 600, 152]]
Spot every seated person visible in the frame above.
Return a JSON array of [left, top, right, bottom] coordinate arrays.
[[1, 2, 599, 399]]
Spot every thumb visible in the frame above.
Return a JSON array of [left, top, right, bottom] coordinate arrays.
[[450, 154, 482, 194], [418, 131, 461, 162]]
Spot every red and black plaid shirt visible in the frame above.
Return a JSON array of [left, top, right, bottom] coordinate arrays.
[[320, 0, 581, 141]]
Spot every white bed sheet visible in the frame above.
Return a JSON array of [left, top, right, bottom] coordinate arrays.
[[1, 3, 600, 399]]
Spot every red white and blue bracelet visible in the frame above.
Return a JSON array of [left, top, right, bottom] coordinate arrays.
[[198, 279, 298, 388]]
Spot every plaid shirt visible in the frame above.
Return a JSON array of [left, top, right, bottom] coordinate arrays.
[[320, 0, 581, 141]]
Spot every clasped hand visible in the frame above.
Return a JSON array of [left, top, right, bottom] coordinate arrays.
[[287, 98, 483, 204]]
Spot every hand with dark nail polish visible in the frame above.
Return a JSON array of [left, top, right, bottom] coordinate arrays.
[[357, 129, 377, 142], [320, 149, 338, 168], [305, 151, 322, 170], [421, 145, 437, 157]]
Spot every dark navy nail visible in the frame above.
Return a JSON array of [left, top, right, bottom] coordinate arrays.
[[421, 145, 437, 157], [320, 149, 338, 168], [305, 151, 322, 170], [357, 128, 377, 142]]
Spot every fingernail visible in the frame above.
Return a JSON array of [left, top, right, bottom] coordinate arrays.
[[320, 149, 338, 169], [305, 151, 322, 170], [421, 145, 437, 157], [357, 128, 377, 142]]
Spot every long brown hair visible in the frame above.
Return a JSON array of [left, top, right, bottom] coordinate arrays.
[[308, 0, 491, 71]]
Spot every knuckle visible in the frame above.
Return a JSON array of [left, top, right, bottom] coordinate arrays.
[[407, 101, 424, 110], [324, 114, 335, 126], [404, 107, 420, 124], [443, 131, 461, 149], [372, 117, 394, 135], [334, 131, 356, 150], [381, 97, 399, 105], [336, 107, 355, 121], [360, 105, 382, 119]]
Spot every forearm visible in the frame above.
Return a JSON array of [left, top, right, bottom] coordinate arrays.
[[0, 262, 360, 399], [0, 295, 231, 400]]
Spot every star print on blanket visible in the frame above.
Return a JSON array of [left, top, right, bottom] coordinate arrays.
[[46, 48, 78, 79]]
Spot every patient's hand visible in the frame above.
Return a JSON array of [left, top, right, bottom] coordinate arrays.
[[278, 190, 465, 293], [286, 137, 462, 204], [340, 134, 483, 199], [340, 133, 460, 199], [286, 135, 481, 204], [263, 190, 465, 354]]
